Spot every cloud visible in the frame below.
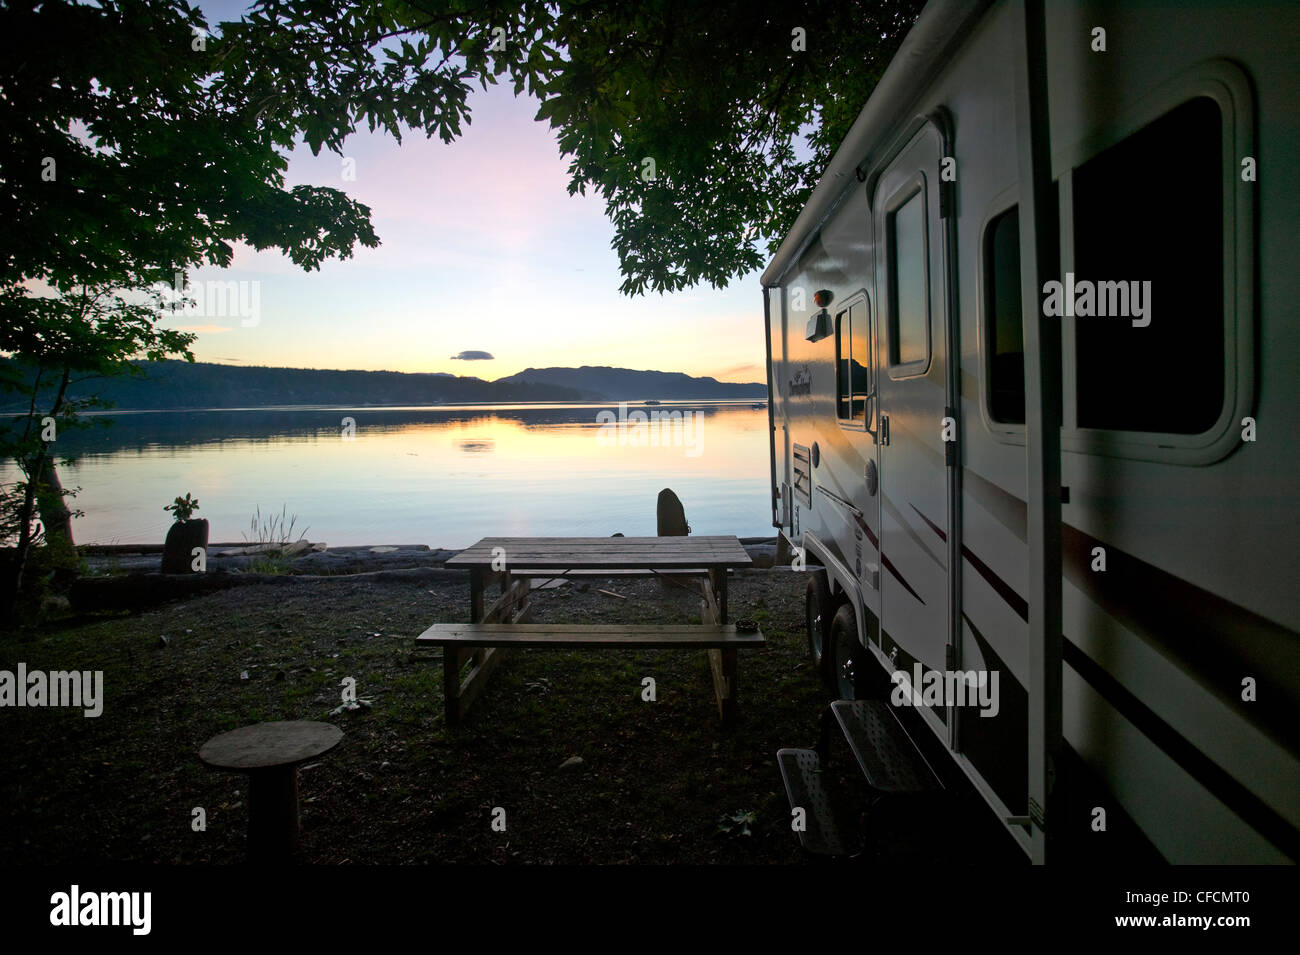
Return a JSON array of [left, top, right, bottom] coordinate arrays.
[[451, 350, 495, 361]]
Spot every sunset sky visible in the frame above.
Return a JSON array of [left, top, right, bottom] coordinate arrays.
[[175, 2, 767, 385]]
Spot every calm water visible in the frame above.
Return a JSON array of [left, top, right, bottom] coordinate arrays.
[[12, 402, 774, 548]]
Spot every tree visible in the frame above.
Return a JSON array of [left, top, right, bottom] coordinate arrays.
[[4, 0, 921, 295], [0, 0, 391, 615], [0, 0, 385, 289], [534, 0, 924, 293], [205, 0, 923, 294], [0, 282, 197, 616], [0, 0, 920, 615]]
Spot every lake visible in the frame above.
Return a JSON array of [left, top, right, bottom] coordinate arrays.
[[10, 401, 775, 548]]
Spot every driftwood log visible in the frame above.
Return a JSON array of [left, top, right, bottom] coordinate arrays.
[[68, 567, 463, 613]]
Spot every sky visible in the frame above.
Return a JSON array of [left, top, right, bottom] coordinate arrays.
[[176, 2, 768, 385]]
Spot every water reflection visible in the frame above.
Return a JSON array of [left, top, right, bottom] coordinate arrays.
[[5, 402, 771, 548]]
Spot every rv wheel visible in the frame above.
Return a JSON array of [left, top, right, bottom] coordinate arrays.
[[805, 571, 834, 684], [830, 603, 862, 700]]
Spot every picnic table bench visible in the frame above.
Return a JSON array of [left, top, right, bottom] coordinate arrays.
[[416, 536, 763, 726]]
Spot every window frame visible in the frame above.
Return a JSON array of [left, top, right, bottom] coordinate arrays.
[[1056, 60, 1253, 465], [976, 187, 1027, 443], [834, 290, 873, 431], [881, 173, 933, 380], [974, 61, 1254, 465]]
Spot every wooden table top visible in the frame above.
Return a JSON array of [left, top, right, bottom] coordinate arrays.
[[200, 720, 343, 771], [446, 536, 752, 570]]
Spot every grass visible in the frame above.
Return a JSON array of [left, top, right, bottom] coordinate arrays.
[[0, 566, 1029, 866], [244, 503, 310, 548], [240, 503, 310, 574], [0, 569, 835, 864], [247, 555, 292, 575]]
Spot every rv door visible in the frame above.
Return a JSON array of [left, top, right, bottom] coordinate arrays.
[[872, 119, 954, 729]]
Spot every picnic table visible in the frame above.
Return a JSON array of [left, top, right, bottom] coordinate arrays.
[[416, 536, 763, 726]]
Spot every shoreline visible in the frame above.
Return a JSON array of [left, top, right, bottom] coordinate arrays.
[[77, 537, 784, 577]]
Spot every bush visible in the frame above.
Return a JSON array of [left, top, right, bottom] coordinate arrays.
[[0, 538, 85, 631]]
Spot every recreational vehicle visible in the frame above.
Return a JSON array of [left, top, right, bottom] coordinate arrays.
[[764, 0, 1299, 862]]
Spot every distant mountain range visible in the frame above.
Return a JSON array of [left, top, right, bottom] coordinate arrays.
[[498, 366, 765, 401], [0, 361, 766, 411]]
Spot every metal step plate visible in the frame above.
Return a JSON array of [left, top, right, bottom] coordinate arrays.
[[775, 748, 865, 857], [831, 699, 942, 794]]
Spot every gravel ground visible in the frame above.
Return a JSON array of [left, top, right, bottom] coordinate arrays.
[[1, 565, 1021, 865]]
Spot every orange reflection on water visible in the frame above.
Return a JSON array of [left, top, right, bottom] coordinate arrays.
[[38, 404, 772, 547]]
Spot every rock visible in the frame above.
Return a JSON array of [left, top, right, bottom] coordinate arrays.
[[214, 544, 272, 557], [278, 539, 313, 558], [40, 594, 71, 614], [558, 756, 585, 771], [656, 488, 690, 536]]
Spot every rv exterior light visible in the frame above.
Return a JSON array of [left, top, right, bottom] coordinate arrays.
[[814, 289, 834, 307], [806, 308, 832, 342]]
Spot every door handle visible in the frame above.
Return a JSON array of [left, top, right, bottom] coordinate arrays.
[[863, 384, 879, 441]]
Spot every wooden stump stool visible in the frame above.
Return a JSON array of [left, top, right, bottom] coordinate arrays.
[[199, 720, 342, 861]]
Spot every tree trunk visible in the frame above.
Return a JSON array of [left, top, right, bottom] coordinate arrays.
[[35, 457, 74, 549], [5, 367, 74, 622], [3, 472, 40, 623], [162, 519, 209, 574]]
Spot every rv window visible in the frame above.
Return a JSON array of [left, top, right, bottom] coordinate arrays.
[[888, 189, 928, 367], [985, 206, 1025, 424], [1072, 96, 1223, 434], [851, 303, 871, 418], [835, 300, 872, 423]]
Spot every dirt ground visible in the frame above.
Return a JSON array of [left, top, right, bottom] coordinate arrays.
[[0, 567, 1021, 865]]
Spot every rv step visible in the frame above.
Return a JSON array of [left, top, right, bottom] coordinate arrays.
[[830, 699, 942, 794], [775, 747, 865, 857]]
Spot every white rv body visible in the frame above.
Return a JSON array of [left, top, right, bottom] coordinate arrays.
[[763, 0, 1299, 861]]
